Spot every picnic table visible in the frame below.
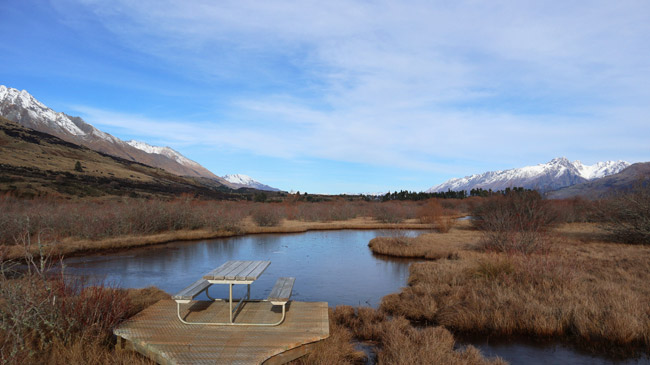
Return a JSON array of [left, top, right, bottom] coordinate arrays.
[[172, 260, 295, 326]]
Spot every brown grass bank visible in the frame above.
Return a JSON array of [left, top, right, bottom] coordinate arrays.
[[293, 307, 505, 365], [0, 196, 459, 260], [2, 216, 438, 261], [377, 223, 650, 356], [369, 219, 473, 259]]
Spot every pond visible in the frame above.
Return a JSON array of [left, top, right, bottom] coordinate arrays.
[[64, 230, 415, 308], [64, 229, 649, 365]]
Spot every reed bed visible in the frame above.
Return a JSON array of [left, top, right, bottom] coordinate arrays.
[[296, 306, 505, 364], [379, 223, 650, 356]]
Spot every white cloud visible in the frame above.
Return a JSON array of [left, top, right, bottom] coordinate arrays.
[[59, 0, 650, 169]]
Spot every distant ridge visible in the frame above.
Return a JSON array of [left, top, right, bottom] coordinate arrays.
[[222, 174, 280, 191], [547, 162, 650, 199], [0, 85, 225, 182], [427, 157, 630, 193], [0, 116, 232, 198]]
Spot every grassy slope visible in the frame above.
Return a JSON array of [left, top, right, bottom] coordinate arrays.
[[0, 117, 234, 199]]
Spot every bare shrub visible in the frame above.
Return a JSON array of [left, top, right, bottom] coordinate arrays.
[[434, 215, 457, 233], [417, 199, 444, 224], [0, 232, 163, 364], [417, 199, 457, 233], [549, 197, 597, 223], [290, 201, 361, 222], [599, 182, 650, 244], [373, 202, 409, 223], [0, 197, 248, 245], [250, 203, 285, 227], [472, 191, 556, 254]]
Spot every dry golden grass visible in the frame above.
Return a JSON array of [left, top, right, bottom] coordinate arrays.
[[45, 338, 155, 365], [379, 222, 650, 356], [319, 306, 505, 365], [291, 308, 367, 365], [3, 216, 436, 261], [368, 219, 475, 259]]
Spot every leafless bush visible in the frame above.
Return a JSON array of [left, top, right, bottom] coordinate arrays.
[[599, 182, 650, 244], [549, 197, 598, 223], [250, 203, 285, 227], [373, 202, 411, 223], [416, 199, 457, 233], [417, 199, 444, 224], [0, 197, 247, 245], [0, 233, 133, 363], [471, 191, 556, 254], [286, 201, 365, 222]]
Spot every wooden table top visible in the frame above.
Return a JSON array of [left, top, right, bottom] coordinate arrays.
[[203, 260, 271, 282]]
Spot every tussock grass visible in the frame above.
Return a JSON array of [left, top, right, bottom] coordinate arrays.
[[311, 306, 505, 365], [379, 223, 650, 356], [368, 220, 473, 259], [291, 308, 367, 365]]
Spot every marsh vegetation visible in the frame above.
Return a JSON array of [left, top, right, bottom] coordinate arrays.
[[1, 185, 649, 363]]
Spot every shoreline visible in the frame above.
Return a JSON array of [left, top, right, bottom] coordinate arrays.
[[3, 217, 437, 260]]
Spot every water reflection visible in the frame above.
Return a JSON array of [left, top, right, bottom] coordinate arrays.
[[64, 230, 415, 308], [63, 229, 649, 364], [458, 336, 649, 365]]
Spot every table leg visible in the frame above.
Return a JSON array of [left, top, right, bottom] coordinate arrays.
[[247, 283, 250, 300], [229, 283, 233, 323]]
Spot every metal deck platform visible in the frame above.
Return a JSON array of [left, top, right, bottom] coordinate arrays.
[[115, 299, 329, 364]]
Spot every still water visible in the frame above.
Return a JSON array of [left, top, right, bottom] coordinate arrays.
[[64, 229, 649, 364], [64, 230, 414, 308]]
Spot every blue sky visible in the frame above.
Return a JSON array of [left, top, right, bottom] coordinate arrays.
[[1, 1, 649, 194]]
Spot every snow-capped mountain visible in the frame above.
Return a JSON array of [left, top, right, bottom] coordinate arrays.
[[222, 174, 280, 191], [427, 157, 630, 193], [126, 140, 205, 170], [0, 85, 219, 180]]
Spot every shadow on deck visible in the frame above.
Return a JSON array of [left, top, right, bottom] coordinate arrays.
[[114, 299, 329, 364]]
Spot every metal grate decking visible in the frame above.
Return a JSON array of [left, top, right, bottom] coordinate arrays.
[[115, 299, 329, 364]]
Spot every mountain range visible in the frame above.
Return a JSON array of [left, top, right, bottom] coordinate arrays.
[[547, 162, 650, 199], [427, 157, 630, 193], [0, 85, 278, 191], [222, 174, 280, 191], [0, 116, 234, 199]]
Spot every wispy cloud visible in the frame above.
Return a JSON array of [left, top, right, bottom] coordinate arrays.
[[53, 0, 650, 179]]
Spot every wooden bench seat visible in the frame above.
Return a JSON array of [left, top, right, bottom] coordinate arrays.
[[265, 277, 295, 326], [268, 277, 295, 305], [172, 279, 211, 304], [173, 275, 296, 326]]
